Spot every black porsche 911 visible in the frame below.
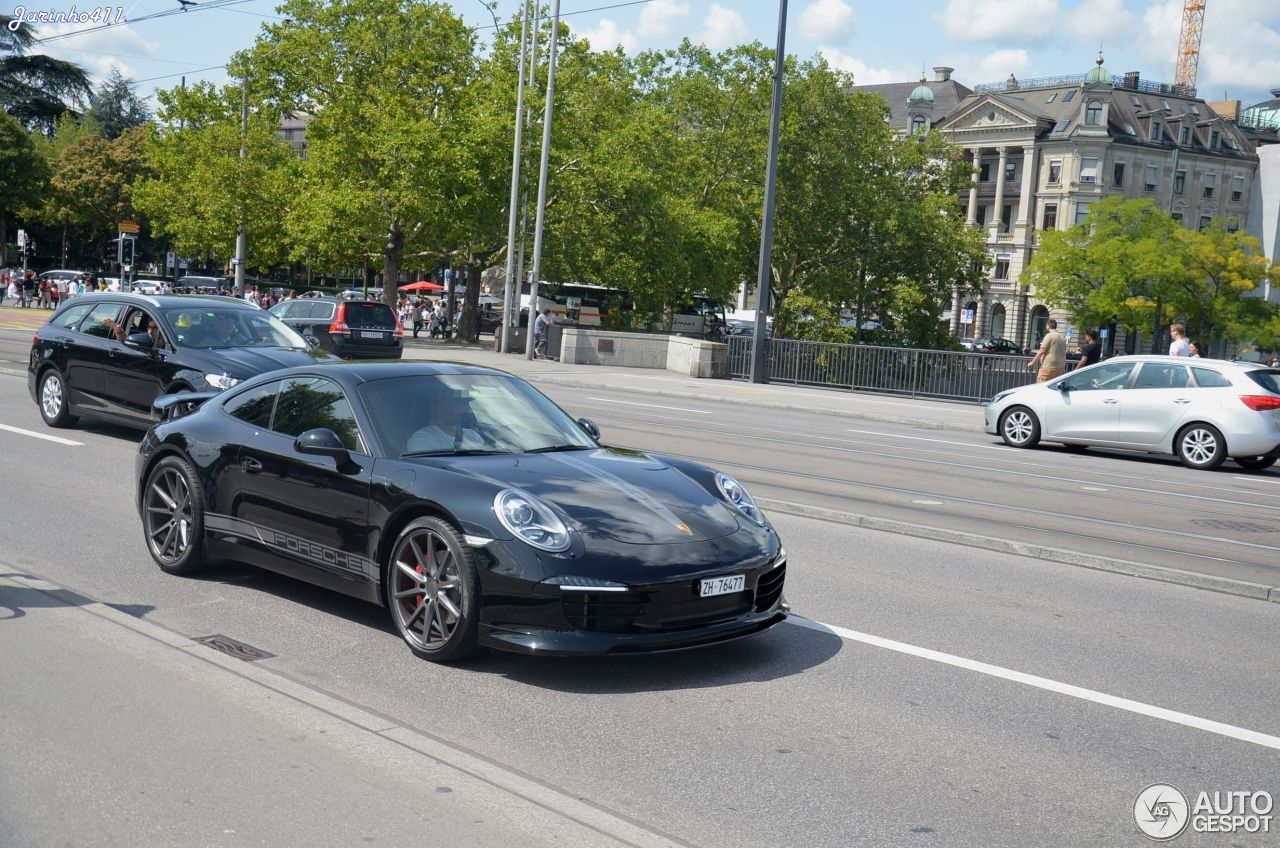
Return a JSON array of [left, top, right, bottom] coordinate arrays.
[[135, 362, 787, 660]]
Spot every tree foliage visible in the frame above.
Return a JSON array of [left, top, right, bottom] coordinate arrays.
[[0, 110, 49, 263], [1, 16, 93, 132], [87, 69, 151, 139]]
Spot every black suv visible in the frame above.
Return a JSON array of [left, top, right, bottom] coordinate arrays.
[[29, 293, 336, 429], [269, 297, 403, 359]]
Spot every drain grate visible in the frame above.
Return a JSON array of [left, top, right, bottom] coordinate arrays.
[[1191, 519, 1276, 534], [195, 634, 275, 661]]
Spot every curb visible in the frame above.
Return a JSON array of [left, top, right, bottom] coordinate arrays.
[[756, 497, 1280, 604]]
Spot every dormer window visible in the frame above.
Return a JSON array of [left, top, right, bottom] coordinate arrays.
[[1085, 100, 1103, 125], [911, 114, 926, 134], [1149, 120, 1162, 141], [1180, 124, 1191, 145], [1210, 129, 1220, 149]]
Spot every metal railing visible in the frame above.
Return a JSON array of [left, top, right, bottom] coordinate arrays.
[[972, 74, 1192, 97], [727, 337, 1039, 403]]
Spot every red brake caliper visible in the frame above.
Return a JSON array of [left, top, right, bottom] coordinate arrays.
[[414, 564, 426, 613]]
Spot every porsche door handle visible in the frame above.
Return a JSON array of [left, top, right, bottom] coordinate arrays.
[[1173, 399, 1192, 404], [1103, 399, 1119, 404], [240, 457, 263, 474]]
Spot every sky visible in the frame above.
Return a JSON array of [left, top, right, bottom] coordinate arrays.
[[20, 0, 1280, 115]]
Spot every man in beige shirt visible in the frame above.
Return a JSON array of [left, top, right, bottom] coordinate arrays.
[[1027, 319, 1067, 383]]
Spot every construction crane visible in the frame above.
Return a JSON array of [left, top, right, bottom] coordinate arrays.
[[1173, 0, 1206, 94]]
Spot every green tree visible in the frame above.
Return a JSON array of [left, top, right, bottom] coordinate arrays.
[[44, 124, 152, 251], [87, 69, 151, 139], [0, 111, 49, 264], [1, 16, 93, 132], [1175, 224, 1278, 347]]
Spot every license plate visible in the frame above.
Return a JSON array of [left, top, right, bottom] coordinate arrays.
[[699, 574, 745, 597], [360, 331, 384, 339]]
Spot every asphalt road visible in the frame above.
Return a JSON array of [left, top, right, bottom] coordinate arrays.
[[1, 317, 1278, 846]]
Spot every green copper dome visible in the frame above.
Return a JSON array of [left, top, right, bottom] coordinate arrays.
[[908, 77, 934, 103], [1085, 52, 1109, 84]]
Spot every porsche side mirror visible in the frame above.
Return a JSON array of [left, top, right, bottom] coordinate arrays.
[[577, 417, 600, 441], [295, 427, 350, 464]]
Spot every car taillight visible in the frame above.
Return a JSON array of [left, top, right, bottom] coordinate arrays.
[[329, 302, 350, 335], [393, 316, 404, 338], [1239, 395, 1280, 412]]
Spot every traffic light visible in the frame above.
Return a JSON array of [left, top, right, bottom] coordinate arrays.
[[118, 236, 135, 267]]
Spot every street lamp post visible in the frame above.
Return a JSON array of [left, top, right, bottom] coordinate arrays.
[[749, 0, 789, 384], [234, 78, 248, 295], [499, 0, 531, 355], [525, 0, 562, 360]]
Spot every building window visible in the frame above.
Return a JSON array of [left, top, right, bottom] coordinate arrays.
[[911, 114, 926, 134], [1203, 173, 1216, 198], [1144, 165, 1159, 191], [1199, 216, 1212, 231], [1045, 92, 1058, 103], [1171, 212, 1184, 225], [1174, 170, 1185, 194], [975, 205, 987, 226], [1042, 203, 1058, 231], [1063, 90, 1076, 102], [1161, 99, 1171, 111], [979, 161, 991, 182], [1075, 202, 1091, 226], [1190, 104, 1200, 115], [1226, 218, 1240, 233], [1054, 119, 1071, 133], [1113, 162, 1126, 186], [1180, 124, 1191, 145], [1005, 161, 1017, 183], [1231, 176, 1244, 202], [1149, 120, 1162, 141], [1085, 100, 1103, 125], [1000, 204, 1013, 233], [1047, 160, 1062, 184], [1210, 130, 1220, 149], [1080, 157, 1098, 183], [993, 255, 1011, 280]]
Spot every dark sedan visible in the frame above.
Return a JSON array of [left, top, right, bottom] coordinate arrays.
[[135, 362, 787, 661], [29, 293, 335, 430]]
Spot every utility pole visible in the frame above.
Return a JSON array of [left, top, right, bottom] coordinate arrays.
[[749, 0, 789, 383], [525, 0, 562, 359], [234, 79, 248, 294], [500, 0, 531, 354]]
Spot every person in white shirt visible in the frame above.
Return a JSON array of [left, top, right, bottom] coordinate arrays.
[[1168, 323, 1190, 357]]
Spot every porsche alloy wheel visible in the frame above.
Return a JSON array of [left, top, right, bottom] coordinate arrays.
[[143, 456, 208, 575], [387, 517, 480, 662]]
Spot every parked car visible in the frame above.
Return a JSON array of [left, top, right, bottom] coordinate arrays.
[[270, 296, 403, 359], [135, 362, 787, 660], [960, 337, 977, 351], [985, 355, 1280, 470], [29, 293, 335, 430], [37, 269, 88, 295], [977, 337, 1027, 354]]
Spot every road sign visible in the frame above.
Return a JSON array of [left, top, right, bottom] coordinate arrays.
[[117, 219, 140, 234], [166, 251, 176, 269], [1100, 328, 1109, 339], [179, 259, 189, 270], [960, 309, 974, 323], [16, 229, 26, 247], [1065, 326, 1074, 339]]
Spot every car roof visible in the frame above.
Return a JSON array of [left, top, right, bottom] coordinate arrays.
[[235, 360, 516, 390], [60, 292, 262, 310], [1099, 354, 1265, 370]]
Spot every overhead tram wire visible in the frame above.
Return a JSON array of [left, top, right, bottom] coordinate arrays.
[[33, 0, 263, 45], [108, 0, 662, 86]]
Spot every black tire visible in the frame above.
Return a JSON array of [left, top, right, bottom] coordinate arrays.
[[1235, 455, 1277, 471], [999, 406, 1041, 448], [385, 517, 481, 663], [37, 368, 78, 428], [142, 455, 209, 575], [1176, 423, 1227, 470]]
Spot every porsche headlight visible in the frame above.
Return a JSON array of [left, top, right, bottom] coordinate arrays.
[[716, 473, 767, 527], [494, 489, 571, 552], [205, 372, 241, 390]]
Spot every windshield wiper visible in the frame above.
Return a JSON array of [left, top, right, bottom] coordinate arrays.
[[401, 448, 511, 458], [523, 444, 595, 454]]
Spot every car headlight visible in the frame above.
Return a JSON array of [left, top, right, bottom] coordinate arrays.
[[204, 372, 241, 390], [716, 473, 767, 527], [494, 489, 571, 552]]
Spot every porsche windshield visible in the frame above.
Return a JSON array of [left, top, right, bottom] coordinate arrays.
[[359, 374, 598, 456], [165, 306, 308, 350]]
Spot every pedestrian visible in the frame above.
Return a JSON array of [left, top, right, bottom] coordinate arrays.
[[37, 276, 49, 308], [1026, 318, 1067, 383], [1168, 323, 1190, 357], [410, 299, 424, 338], [4, 278, 15, 306], [1076, 330, 1101, 369], [1189, 341, 1204, 358], [533, 307, 549, 359], [1270, 354, 1280, 368], [49, 279, 60, 309], [22, 270, 36, 307]]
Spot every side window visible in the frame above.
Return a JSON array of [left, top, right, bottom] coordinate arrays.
[[1192, 367, 1232, 388], [309, 302, 334, 321], [50, 303, 94, 329], [1134, 363, 1191, 389], [223, 380, 281, 429], [271, 303, 293, 319], [78, 303, 124, 338], [273, 377, 362, 452], [1062, 362, 1134, 392]]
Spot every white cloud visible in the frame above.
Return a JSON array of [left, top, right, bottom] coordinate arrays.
[[576, 18, 639, 54], [698, 4, 748, 51], [818, 49, 909, 85], [33, 22, 158, 88], [638, 0, 690, 39], [939, 0, 1061, 43], [798, 0, 856, 44], [1136, 0, 1280, 99], [935, 49, 1032, 86], [1062, 0, 1137, 47]]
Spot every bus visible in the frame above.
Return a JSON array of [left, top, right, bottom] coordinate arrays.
[[515, 281, 631, 327]]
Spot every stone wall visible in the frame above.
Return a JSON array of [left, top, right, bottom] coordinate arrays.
[[560, 329, 727, 378]]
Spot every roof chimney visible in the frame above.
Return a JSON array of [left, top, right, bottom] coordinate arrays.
[[933, 66, 954, 82], [1271, 87, 1280, 98], [1123, 71, 1140, 89]]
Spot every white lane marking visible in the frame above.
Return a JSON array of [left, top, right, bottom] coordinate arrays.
[[1082, 486, 1109, 492], [788, 616, 1280, 751], [0, 423, 83, 446], [846, 428, 1008, 451], [585, 397, 712, 414], [1234, 476, 1280, 486], [911, 499, 945, 505]]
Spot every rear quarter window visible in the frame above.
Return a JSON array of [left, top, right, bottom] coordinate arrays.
[[1191, 367, 1233, 388], [1245, 369, 1280, 395]]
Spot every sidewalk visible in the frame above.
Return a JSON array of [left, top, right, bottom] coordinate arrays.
[[400, 336, 985, 432]]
